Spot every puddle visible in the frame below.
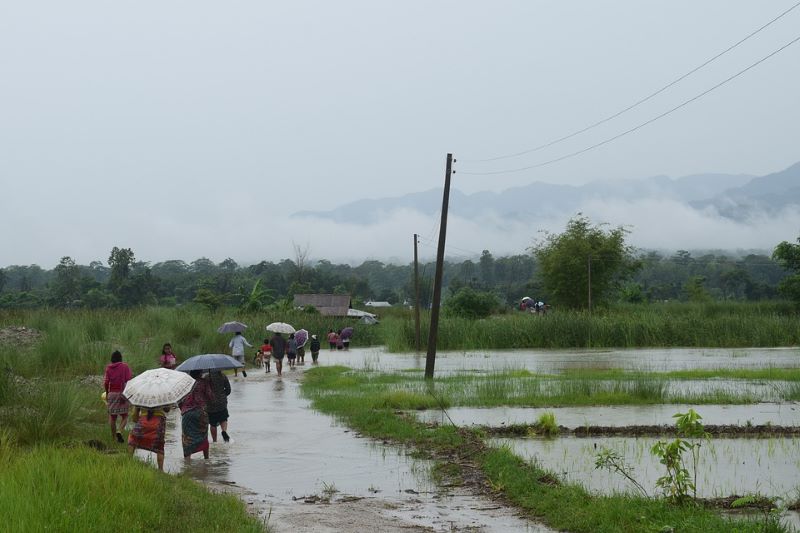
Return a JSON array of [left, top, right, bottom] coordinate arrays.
[[495, 435, 800, 500], [132, 370, 548, 531], [415, 403, 800, 428], [321, 346, 800, 373]]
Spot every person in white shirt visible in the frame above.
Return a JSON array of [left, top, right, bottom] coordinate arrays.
[[229, 331, 252, 377]]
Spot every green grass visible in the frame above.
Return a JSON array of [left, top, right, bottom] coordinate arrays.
[[0, 447, 263, 532], [301, 366, 779, 532]]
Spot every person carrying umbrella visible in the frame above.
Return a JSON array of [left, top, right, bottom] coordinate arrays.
[[179, 370, 213, 459], [124, 368, 196, 471], [207, 370, 232, 443], [128, 404, 171, 471], [270, 332, 286, 377], [229, 331, 252, 377]]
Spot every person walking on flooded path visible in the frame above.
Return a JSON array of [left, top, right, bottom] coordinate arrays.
[[104, 350, 132, 443], [128, 405, 170, 471], [207, 370, 232, 443], [270, 332, 286, 376], [229, 331, 252, 377], [259, 338, 272, 373], [327, 329, 337, 350], [309, 334, 321, 364], [286, 333, 298, 368], [158, 343, 178, 370], [180, 370, 212, 459]]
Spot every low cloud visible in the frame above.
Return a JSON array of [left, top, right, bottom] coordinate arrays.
[[2, 196, 798, 268]]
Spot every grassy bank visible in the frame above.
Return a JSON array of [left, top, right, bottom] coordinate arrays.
[[302, 366, 782, 532], [0, 447, 263, 532], [0, 340, 265, 531]]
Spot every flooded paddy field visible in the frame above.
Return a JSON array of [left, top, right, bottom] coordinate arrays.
[[327, 346, 800, 374], [415, 403, 800, 428], [494, 435, 800, 500]]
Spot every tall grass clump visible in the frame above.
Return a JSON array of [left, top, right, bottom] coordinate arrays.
[[12, 382, 89, 444], [536, 412, 559, 437]]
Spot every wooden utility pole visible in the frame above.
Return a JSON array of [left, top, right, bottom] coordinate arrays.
[[425, 153, 453, 379], [413, 233, 421, 352]]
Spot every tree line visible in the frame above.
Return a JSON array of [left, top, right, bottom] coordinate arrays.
[[1, 224, 798, 310]]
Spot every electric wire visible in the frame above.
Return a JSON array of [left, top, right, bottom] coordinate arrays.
[[465, 0, 800, 163], [460, 32, 800, 176]]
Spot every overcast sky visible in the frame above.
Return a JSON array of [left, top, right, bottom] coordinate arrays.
[[1, 1, 799, 267]]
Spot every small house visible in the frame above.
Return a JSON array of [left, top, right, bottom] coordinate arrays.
[[293, 294, 351, 317]]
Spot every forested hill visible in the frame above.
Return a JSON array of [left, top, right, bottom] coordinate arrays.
[[0, 248, 788, 309]]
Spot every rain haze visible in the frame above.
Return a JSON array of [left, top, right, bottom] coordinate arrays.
[[1, 1, 799, 267]]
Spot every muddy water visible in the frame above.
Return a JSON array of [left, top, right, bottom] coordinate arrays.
[[415, 403, 800, 428], [495, 435, 800, 499], [324, 346, 800, 373], [133, 369, 547, 532]]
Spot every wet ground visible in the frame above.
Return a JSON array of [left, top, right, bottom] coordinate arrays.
[[134, 361, 548, 532]]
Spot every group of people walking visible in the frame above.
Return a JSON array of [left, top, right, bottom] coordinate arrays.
[[102, 326, 354, 471], [102, 344, 233, 471]]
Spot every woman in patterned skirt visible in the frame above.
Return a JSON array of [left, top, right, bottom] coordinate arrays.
[[128, 405, 170, 471], [180, 370, 213, 459], [103, 350, 133, 443]]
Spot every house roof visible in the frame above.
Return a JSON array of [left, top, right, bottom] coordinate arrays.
[[293, 294, 351, 317]]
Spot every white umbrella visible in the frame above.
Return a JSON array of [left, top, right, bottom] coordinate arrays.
[[217, 321, 248, 334], [122, 368, 196, 408], [266, 322, 295, 334]]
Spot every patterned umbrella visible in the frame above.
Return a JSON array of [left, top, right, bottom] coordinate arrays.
[[294, 329, 308, 348], [122, 368, 196, 408], [217, 321, 248, 334], [266, 322, 295, 334]]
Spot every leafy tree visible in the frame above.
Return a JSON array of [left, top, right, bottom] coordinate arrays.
[[479, 250, 495, 286], [533, 215, 638, 309], [108, 247, 135, 294], [773, 237, 800, 305], [443, 287, 499, 319], [684, 275, 711, 302], [193, 288, 222, 311], [237, 280, 274, 313], [0, 269, 6, 293], [51, 256, 82, 306]]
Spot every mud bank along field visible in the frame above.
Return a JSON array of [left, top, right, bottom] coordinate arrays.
[[1, 305, 800, 532]]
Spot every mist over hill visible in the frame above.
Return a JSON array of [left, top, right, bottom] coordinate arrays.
[[293, 162, 800, 255]]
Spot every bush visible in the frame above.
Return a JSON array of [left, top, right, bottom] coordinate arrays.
[[443, 287, 499, 319]]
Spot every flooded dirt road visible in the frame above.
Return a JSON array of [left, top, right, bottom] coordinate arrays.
[[134, 357, 548, 532]]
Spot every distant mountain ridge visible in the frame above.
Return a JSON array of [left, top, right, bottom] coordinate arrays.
[[293, 162, 800, 224]]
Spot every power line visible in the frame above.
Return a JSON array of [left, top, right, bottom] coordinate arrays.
[[460, 32, 800, 176], [464, 1, 800, 163]]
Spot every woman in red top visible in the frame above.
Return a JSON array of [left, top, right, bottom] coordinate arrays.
[[103, 350, 133, 443], [159, 343, 178, 370]]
